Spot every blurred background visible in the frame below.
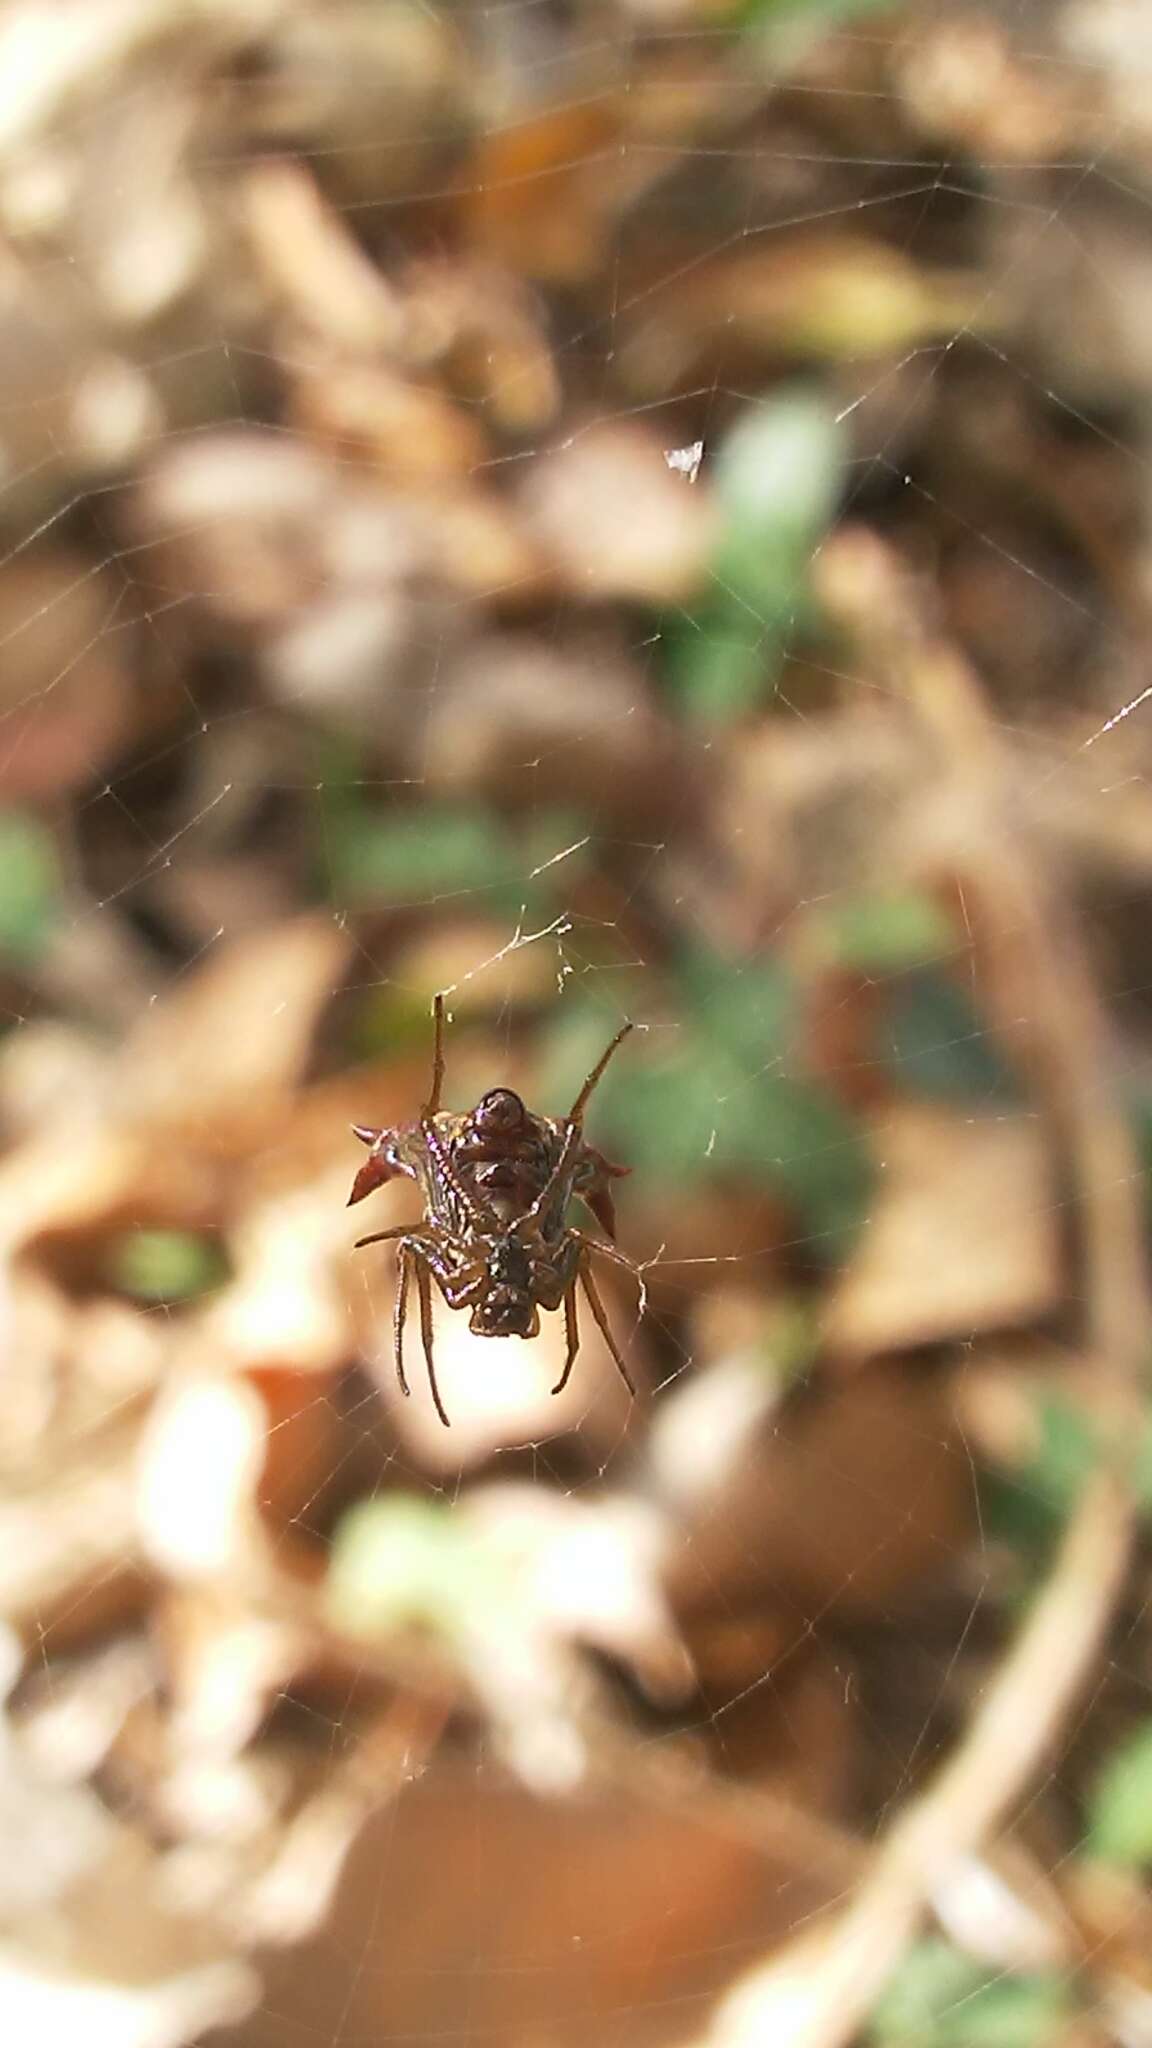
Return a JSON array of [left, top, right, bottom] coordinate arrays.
[[5, 0, 1152, 2043]]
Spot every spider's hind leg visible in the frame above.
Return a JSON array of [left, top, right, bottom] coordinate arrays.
[[416, 1260, 451, 1428], [393, 1246, 413, 1400], [354, 1224, 410, 1251], [579, 1256, 636, 1397], [552, 1285, 580, 1397], [576, 1231, 648, 1319]]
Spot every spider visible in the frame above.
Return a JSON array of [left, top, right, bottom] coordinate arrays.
[[347, 997, 645, 1427]]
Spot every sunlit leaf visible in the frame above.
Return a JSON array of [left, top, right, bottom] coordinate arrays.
[[345, 982, 440, 1064], [325, 803, 521, 910], [666, 388, 843, 723], [871, 1937, 980, 2045], [546, 952, 871, 1255], [737, 0, 900, 33], [0, 809, 61, 961], [872, 1937, 1072, 2048], [759, 1296, 821, 1383], [1088, 1718, 1152, 1867], [1133, 1411, 1152, 1513], [107, 1229, 228, 1304], [822, 890, 955, 973], [328, 1496, 515, 1645], [712, 387, 844, 571], [982, 1386, 1098, 1558]]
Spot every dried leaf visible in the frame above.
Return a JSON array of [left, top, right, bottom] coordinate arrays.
[[524, 421, 715, 603], [0, 555, 133, 802], [120, 917, 349, 1128], [823, 1105, 1060, 1359]]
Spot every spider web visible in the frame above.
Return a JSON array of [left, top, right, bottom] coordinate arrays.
[[3, 3, 1152, 2047]]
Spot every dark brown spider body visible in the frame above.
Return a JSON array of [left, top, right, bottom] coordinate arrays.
[[449, 1087, 552, 1217], [348, 998, 643, 1426]]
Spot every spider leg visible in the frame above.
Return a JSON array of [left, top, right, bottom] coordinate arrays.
[[551, 1284, 580, 1397], [354, 1224, 411, 1251], [568, 1018, 634, 1121], [574, 1231, 649, 1319], [416, 1259, 451, 1428], [392, 1247, 412, 1399], [425, 993, 446, 1117], [421, 1114, 500, 1232], [579, 1256, 635, 1397], [522, 1026, 635, 1232]]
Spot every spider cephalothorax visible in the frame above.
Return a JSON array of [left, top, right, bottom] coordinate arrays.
[[347, 998, 643, 1426]]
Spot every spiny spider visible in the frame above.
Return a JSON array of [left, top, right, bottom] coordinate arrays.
[[347, 996, 645, 1426]]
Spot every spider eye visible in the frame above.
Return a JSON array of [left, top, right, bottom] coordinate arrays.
[[475, 1088, 524, 1132]]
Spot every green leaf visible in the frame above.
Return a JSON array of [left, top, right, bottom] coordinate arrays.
[[683, 948, 871, 1249], [325, 804, 523, 912], [1088, 1718, 1152, 1867], [956, 1982, 1071, 2048], [737, 0, 899, 32], [544, 950, 871, 1255], [321, 800, 595, 928], [759, 1297, 821, 1385], [713, 389, 844, 574], [347, 981, 448, 1063], [821, 891, 956, 974], [665, 389, 843, 724], [678, 947, 793, 1073], [1025, 1391, 1099, 1512], [872, 1939, 980, 2044], [1132, 1412, 1152, 1515], [872, 1938, 1071, 2048], [106, 1229, 228, 1304], [579, 1030, 868, 1254], [1126, 1093, 1152, 1273], [327, 1497, 516, 1645], [982, 1386, 1099, 1558], [883, 973, 1021, 1103], [665, 619, 780, 724], [0, 810, 61, 961]]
